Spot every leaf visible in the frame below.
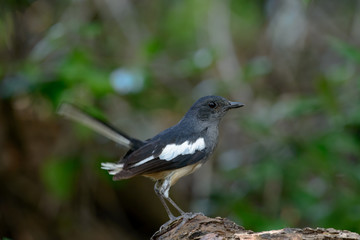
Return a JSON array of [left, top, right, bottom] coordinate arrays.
[[330, 38, 360, 63]]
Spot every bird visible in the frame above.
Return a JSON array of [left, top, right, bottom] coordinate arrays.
[[57, 96, 244, 220]]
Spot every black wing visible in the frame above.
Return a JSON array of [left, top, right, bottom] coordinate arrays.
[[114, 137, 208, 179]]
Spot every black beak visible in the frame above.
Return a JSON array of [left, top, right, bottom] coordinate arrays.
[[227, 101, 245, 109]]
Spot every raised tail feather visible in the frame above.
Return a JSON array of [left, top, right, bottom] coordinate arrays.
[[57, 102, 145, 177], [57, 103, 143, 148]]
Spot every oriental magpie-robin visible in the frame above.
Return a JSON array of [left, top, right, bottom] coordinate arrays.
[[58, 96, 244, 220]]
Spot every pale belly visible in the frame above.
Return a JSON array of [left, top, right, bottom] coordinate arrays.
[[143, 162, 203, 186]]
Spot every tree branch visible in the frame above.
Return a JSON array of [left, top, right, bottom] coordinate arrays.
[[151, 214, 360, 240]]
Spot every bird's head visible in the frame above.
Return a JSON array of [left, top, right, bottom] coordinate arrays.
[[186, 96, 244, 124]]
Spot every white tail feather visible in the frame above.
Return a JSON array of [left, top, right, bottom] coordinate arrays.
[[101, 162, 124, 175]]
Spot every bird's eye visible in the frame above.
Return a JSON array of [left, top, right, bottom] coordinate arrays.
[[208, 101, 217, 108]]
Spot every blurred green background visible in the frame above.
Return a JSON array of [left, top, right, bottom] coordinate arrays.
[[1, 0, 360, 239]]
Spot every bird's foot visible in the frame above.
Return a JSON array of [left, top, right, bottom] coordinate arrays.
[[152, 212, 204, 239], [173, 212, 204, 231], [181, 211, 204, 219]]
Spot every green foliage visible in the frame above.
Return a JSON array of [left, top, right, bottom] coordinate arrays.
[[1, 0, 360, 239], [41, 158, 80, 200], [217, 60, 360, 231], [330, 38, 360, 63]]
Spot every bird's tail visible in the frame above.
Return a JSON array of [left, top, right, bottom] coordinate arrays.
[[100, 162, 136, 180], [57, 103, 143, 149], [100, 162, 124, 175]]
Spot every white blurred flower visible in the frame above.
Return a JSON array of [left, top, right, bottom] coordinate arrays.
[[110, 68, 144, 94], [193, 48, 213, 69]]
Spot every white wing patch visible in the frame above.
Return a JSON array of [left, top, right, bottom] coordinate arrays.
[[101, 138, 206, 172], [101, 162, 124, 175], [133, 137, 206, 167], [159, 137, 206, 161], [133, 155, 155, 167]]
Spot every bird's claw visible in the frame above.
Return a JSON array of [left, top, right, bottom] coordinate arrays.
[[156, 212, 204, 235]]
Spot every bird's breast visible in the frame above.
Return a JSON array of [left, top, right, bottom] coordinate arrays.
[[202, 125, 219, 151]]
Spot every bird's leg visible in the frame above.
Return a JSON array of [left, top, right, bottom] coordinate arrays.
[[160, 178, 204, 223], [165, 195, 185, 215], [157, 176, 186, 216], [154, 180, 176, 220], [154, 178, 204, 234], [154, 179, 187, 232], [160, 180, 202, 232]]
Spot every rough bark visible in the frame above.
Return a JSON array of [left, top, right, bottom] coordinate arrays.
[[151, 214, 360, 240]]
